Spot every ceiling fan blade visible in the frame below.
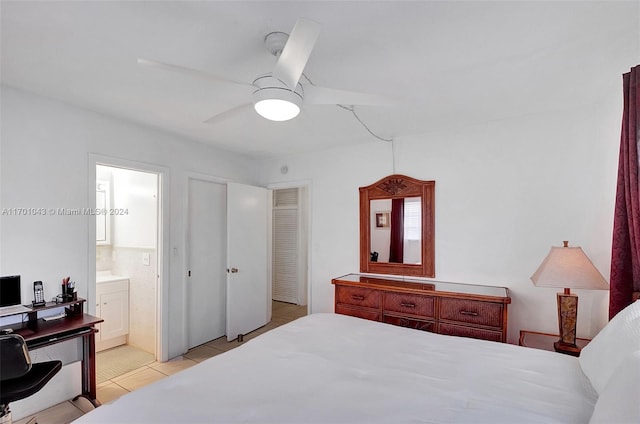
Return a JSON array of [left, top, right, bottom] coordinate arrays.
[[305, 85, 397, 107], [272, 18, 320, 89], [138, 58, 254, 88], [204, 103, 254, 125]]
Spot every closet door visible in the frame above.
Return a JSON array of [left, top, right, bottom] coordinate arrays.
[[272, 188, 299, 304], [186, 178, 226, 349]]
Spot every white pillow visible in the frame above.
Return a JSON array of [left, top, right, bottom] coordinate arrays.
[[578, 300, 640, 394], [589, 350, 640, 424]]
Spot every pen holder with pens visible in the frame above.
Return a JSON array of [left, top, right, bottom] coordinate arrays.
[[60, 276, 77, 302]]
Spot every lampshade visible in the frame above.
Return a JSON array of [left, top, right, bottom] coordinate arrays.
[[531, 241, 608, 290], [253, 87, 302, 122]]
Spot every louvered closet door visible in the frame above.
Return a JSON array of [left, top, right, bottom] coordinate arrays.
[[273, 189, 299, 304]]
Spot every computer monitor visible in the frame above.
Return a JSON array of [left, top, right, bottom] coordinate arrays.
[[0, 275, 22, 307]]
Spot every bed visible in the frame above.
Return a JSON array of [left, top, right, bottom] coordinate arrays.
[[75, 300, 640, 424]]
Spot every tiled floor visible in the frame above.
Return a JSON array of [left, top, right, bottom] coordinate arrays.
[[14, 301, 307, 424]]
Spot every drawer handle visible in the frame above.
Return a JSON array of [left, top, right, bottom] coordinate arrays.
[[351, 295, 365, 301], [400, 302, 416, 308], [460, 310, 479, 316]]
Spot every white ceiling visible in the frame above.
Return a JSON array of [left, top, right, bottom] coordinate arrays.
[[2, 1, 638, 159]]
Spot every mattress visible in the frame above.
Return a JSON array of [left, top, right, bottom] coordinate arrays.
[[74, 313, 597, 423]]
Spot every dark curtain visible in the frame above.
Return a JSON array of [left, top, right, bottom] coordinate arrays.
[[389, 198, 404, 263], [610, 65, 640, 319]]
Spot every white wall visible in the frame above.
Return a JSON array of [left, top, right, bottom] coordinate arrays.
[[259, 94, 622, 343], [0, 86, 258, 416], [111, 167, 158, 249]]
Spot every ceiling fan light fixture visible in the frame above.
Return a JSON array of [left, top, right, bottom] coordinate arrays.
[[253, 86, 302, 122]]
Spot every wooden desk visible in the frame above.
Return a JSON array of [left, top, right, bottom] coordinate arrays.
[[0, 299, 103, 405], [519, 330, 590, 356]]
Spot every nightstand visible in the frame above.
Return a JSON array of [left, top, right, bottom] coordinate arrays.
[[519, 330, 591, 356]]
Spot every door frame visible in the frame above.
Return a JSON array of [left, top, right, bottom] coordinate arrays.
[[182, 172, 229, 351], [87, 154, 170, 361], [267, 180, 312, 313]]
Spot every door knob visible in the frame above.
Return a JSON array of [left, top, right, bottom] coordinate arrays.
[[229, 267, 238, 273]]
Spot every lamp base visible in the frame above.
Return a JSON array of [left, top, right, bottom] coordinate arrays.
[[557, 289, 578, 339], [554, 340, 581, 356]]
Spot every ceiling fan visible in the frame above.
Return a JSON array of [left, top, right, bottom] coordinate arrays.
[[138, 18, 393, 124]]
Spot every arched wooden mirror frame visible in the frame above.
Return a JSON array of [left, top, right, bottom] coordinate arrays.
[[360, 174, 435, 277]]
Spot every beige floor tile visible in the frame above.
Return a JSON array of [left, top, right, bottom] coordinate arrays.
[[272, 300, 288, 311], [251, 324, 274, 335], [274, 311, 304, 321], [150, 357, 198, 375], [268, 316, 291, 327], [110, 365, 151, 382], [272, 303, 307, 320], [241, 331, 264, 343], [97, 381, 130, 405], [204, 336, 241, 352], [184, 344, 226, 362], [111, 367, 166, 392], [14, 401, 84, 424], [272, 306, 295, 316]]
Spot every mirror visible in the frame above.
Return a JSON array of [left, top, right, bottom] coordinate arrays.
[[96, 181, 110, 245], [360, 175, 434, 277]]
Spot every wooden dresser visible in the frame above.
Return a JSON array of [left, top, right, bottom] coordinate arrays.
[[332, 274, 511, 342]]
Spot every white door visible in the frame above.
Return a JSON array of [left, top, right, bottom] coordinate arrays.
[[187, 178, 227, 349], [226, 182, 270, 341]]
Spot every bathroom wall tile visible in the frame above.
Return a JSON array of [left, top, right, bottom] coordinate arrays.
[[96, 245, 113, 271], [112, 247, 157, 354]]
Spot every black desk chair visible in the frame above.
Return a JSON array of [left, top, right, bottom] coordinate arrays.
[[0, 333, 62, 424]]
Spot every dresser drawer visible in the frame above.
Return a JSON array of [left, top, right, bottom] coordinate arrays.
[[336, 304, 380, 321], [383, 293, 434, 318], [335, 285, 381, 309], [438, 323, 503, 342], [333, 275, 510, 344], [439, 298, 504, 328], [383, 315, 435, 332]]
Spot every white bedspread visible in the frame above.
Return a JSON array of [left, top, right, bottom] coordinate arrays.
[[75, 313, 597, 423]]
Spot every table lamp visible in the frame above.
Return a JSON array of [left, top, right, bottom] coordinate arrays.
[[530, 241, 609, 356]]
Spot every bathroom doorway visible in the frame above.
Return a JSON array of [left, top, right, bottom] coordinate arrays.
[[94, 164, 161, 381]]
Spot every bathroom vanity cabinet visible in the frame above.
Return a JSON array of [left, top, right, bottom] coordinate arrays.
[[95, 277, 130, 351]]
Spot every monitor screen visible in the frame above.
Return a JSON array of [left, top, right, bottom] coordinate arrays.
[[0, 275, 22, 307]]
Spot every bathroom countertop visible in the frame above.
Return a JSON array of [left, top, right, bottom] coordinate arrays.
[[96, 272, 129, 284]]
